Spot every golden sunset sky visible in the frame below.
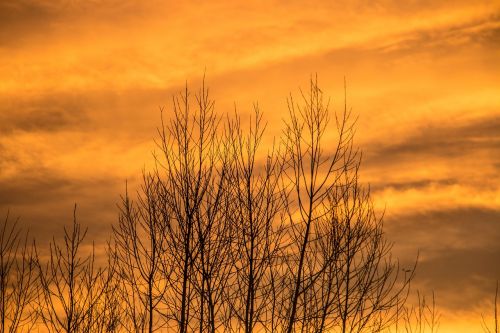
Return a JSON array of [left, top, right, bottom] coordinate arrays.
[[1, 1, 499, 331]]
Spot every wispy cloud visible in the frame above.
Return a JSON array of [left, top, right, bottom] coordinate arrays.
[[0, 96, 87, 134], [366, 115, 500, 165], [386, 207, 500, 311]]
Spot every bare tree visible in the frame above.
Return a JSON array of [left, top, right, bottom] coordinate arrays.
[[154, 81, 231, 333], [223, 107, 288, 333], [2, 77, 477, 333], [482, 281, 499, 333], [0, 212, 38, 333], [190, 145, 233, 333], [329, 178, 415, 333], [280, 77, 414, 333], [280, 77, 360, 332], [110, 77, 416, 333], [36, 205, 111, 333], [113, 176, 170, 333], [91, 244, 122, 333], [392, 291, 440, 333]]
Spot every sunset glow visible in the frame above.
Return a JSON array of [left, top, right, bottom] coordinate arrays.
[[1, 1, 499, 332]]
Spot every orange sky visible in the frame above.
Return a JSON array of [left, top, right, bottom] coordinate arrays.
[[1, 1, 499, 331]]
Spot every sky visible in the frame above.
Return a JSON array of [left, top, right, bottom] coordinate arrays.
[[1, 1, 499, 331]]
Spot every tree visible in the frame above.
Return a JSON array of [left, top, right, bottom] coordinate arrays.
[[280, 77, 414, 333], [113, 76, 415, 333], [91, 244, 122, 333], [279, 76, 357, 333], [0, 212, 38, 333], [398, 291, 440, 333], [482, 281, 499, 333], [223, 108, 288, 333], [153, 81, 232, 333], [36, 205, 113, 333], [113, 176, 170, 333], [8, 77, 492, 333]]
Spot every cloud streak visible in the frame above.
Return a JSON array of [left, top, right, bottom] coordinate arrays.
[[386, 207, 500, 311], [366, 115, 500, 165]]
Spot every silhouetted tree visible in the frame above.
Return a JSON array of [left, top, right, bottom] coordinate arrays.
[[0, 212, 38, 333], [392, 291, 440, 333], [154, 81, 232, 333], [223, 108, 288, 333], [36, 205, 112, 333], [483, 281, 499, 333], [9, 77, 495, 333], [279, 77, 357, 333], [280, 77, 414, 333], [113, 176, 170, 333], [91, 242, 122, 333], [114, 77, 416, 333]]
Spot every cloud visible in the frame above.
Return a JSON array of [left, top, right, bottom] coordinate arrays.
[[376, 14, 500, 55], [0, 0, 163, 47], [387, 207, 500, 249], [0, 106, 85, 134], [0, 85, 177, 137], [365, 115, 500, 166], [370, 178, 457, 192], [386, 207, 500, 311], [0, 1, 60, 47], [415, 248, 500, 312], [0, 166, 125, 247], [0, 169, 77, 206]]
